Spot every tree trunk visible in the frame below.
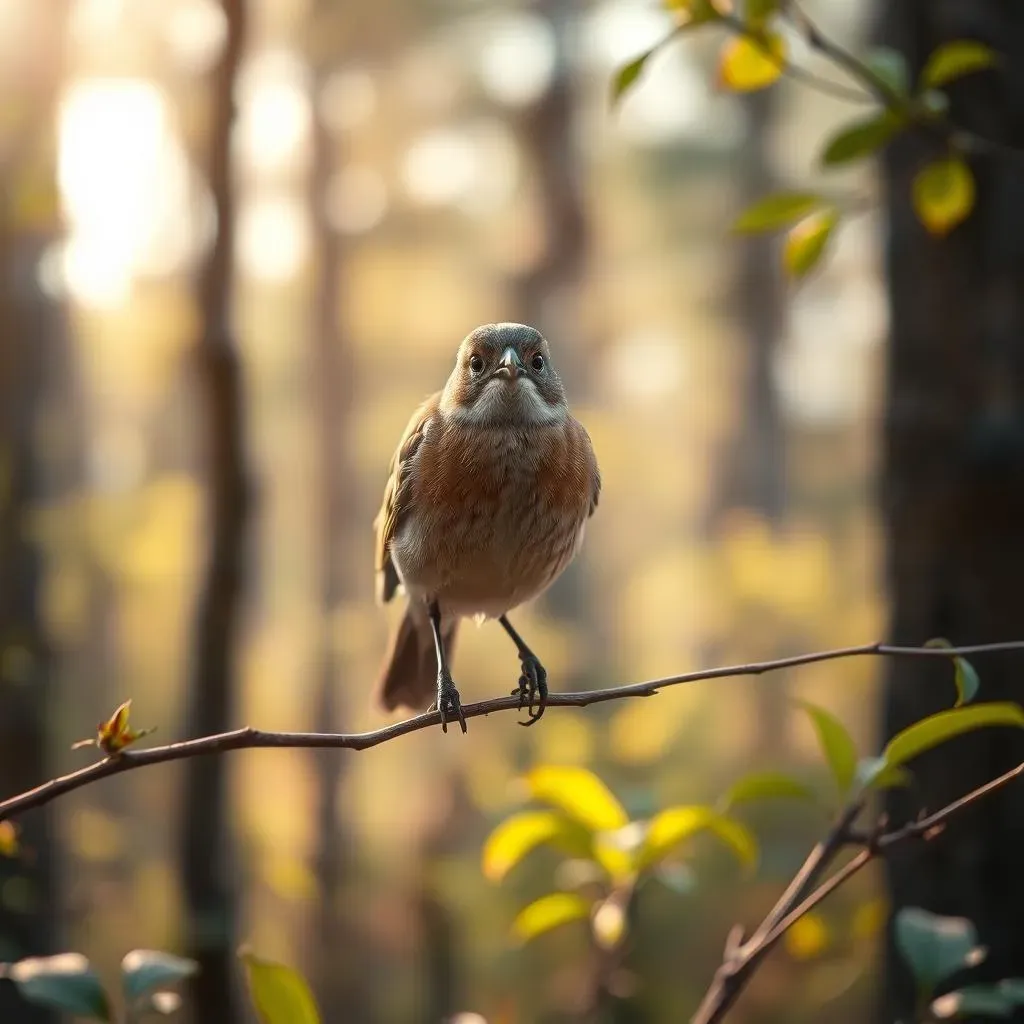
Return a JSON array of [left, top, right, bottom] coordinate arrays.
[[179, 1, 249, 1020], [875, 3, 1024, 1019], [307, 28, 366, 1018], [0, 215, 58, 1024]]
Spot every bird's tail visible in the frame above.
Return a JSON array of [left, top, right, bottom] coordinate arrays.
[[375, 605, 458, 713]]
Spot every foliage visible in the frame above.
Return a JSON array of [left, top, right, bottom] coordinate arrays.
[[612, 1, 1003, 277]]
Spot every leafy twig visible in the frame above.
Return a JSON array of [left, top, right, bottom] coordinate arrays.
[[691, 753, 1024, 1023]]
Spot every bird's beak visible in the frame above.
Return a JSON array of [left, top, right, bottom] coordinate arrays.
[[493, 347, 525, 379]]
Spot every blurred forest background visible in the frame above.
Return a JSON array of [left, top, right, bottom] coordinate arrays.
[[2, 0, 1006, 1021]]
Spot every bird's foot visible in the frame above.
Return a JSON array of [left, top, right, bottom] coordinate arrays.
[[511, 654, 548, 726], [430, 671, 467, 734]]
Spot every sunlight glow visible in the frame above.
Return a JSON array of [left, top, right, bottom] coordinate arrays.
[[473, 9, 556, 107], [325, 166, 388, 234], [164, 0, 226, 75], [58, 77, 201, 307], [237, 49, 312, 177], [237, 195, 310, 282]]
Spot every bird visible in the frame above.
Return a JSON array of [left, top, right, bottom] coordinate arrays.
[[372, 322, 601, 733]]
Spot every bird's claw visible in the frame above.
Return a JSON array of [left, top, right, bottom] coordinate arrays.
[[433, 673, 467, 734], [510, 654, 548, 726]]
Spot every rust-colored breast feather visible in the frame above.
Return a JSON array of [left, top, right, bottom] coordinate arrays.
[[375, 402, 599, 616]]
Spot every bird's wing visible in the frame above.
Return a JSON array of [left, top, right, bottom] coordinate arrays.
[[374, 392, 441, 605]]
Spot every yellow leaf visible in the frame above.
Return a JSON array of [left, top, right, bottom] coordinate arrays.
[[785, 912, 831, 960], [480, 811, 590, 883], [921, 41, 999, 91], [853, 898, 887, 941], [0, 821, 18, 857], [525, 766, 629, 833], [635, 806, 758, 873], [719, 32, 786, 92], [783, 208, 839, 278], [512, 893, 590, 944], [240, 950, 321, 1024], [912, 157, 974, 237]]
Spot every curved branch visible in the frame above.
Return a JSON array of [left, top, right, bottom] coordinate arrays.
[[2, 640, 1023, 823]]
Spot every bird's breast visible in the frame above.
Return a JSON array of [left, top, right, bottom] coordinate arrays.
[[390, 420, 593, 615]]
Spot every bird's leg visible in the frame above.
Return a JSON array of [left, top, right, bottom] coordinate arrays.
[[499, 615, 548, 726], [427, 600, 466, 734]]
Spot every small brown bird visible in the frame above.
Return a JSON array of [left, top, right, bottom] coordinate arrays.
[[373, 322, 600, 733]]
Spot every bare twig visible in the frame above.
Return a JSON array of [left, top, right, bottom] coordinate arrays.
[[691, 747, 1024, 1023], [1, 641, 1023, 823]]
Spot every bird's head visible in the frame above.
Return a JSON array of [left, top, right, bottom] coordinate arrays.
[[440, 323, 567, 428]]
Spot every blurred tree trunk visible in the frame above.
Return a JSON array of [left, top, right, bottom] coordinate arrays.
[[307, 21, 367, 1017], [0, 201, 58, 1024], [179, 1, 248, 1020], [712, 88, 788, 757], [875, 3, 1024, 1020], [509, 0, 595, 690]]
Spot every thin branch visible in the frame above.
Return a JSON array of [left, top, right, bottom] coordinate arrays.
[[783, 0, 1024, 170], [691, 745, 1024, 1023], [1, 641, 1023, 823]]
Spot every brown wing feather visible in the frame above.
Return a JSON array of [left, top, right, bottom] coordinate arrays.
[[373, 392, 440, 605]]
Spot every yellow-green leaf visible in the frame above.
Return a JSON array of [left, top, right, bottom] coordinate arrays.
[[783, 209, 838, 279], [481, 811, 591, 883], [819, 112, 901, 167], [718, 32, 786, 92], [635, 805, 757, 873], [784, 911, 831, 961], [732, 192, 825, 233], [512, 893, 590, 944], [912, 157, 975, 236], [921, 41, 999, 91], [611, 49, 654, 108], [882, 703, 1024, 770], [923, 638, 980, 706], [525, 766, 628, 833], [0, 820, 18, 857], [798, 700, 858, 796], [743, 0, 778, 27], [240, 951, 320, 1024], [719, 770, 817, 810]]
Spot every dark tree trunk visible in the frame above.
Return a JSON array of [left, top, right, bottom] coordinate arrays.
[[307, 27, 366, 1018], [0, 220, 58, 1024], [875, 3, 1024, 1020], [179, 1, 249, 1020]]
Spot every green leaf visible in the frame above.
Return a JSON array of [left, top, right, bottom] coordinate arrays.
[[611, 49, 655, 108], [883, 703, 1024, 770], [718, 32, 786, 92], [719, 770, 817, 810], [912, 157, 975, 236], [895, 907, 984, 993], [525, 766, 628, 833], [5, 954, 111, 1021], [635, 805, 757, 873], [797, 700, 858, 796], [732, 192, 825, 233], [512, 893, 591, 944], [921, 41, 999, 90], [819, 111, 901, 167], [240, 951, 320, 1024], [783, 209, 839, 279], [121, 950, 198, 1005], [923, 638, 980, 706], [865, 46, 910, 96], [481, 811, 591, 882]]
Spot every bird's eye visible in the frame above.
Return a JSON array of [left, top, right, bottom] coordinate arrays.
[[469, 354, 484, 374], [531, 354, 545, 371]]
